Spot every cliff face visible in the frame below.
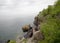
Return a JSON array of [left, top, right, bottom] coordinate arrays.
[[9, 0, 60, 43]]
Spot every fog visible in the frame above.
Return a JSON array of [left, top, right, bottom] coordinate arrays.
[[0, 0, 56, 40]]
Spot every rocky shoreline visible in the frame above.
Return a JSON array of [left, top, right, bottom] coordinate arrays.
[[16, 16, 44, 43]]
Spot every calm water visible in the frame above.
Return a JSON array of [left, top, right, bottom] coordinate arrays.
[[0, 16, 34, 41]]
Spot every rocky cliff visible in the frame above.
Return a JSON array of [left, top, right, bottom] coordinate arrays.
[[9, 0, 60, 43]]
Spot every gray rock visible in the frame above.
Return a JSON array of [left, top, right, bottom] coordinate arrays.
[[32, 31, 44, 41]]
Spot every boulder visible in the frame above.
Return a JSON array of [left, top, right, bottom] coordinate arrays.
[[22, 25, 30, 32]]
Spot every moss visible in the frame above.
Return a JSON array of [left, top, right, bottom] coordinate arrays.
[[22, 39, 27, 43], [9, 40, 16, 43]]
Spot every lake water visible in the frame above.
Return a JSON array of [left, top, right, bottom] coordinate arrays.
[[0, 15, 35, 41]]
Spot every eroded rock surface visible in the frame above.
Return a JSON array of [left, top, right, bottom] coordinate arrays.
[[16, 31, 44, 43]]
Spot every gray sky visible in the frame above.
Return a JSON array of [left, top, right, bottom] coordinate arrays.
[[0, 0, 56, 18]]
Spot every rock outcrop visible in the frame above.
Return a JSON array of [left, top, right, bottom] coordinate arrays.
[[16, 14, 44, 43]]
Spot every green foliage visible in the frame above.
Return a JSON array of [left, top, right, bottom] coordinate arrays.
[[9, 40, 16, 43], [37, 0, 60, 43], [40, 18, 60, 43]]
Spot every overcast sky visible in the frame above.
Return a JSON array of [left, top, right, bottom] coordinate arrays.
[[0, 0, 56, 18]]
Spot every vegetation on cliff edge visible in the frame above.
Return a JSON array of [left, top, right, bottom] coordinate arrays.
[[37, 0, 60, 43]]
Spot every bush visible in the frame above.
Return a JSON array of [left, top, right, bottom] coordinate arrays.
[[37, 0, 60, 43]]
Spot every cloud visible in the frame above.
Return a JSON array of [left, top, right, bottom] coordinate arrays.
[[0, 0, 56, 18]]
